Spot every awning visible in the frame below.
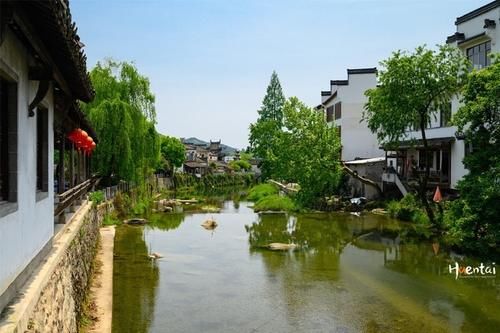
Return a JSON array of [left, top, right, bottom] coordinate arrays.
[[383, 137, 455, 150], [344, 157, 385, 165]]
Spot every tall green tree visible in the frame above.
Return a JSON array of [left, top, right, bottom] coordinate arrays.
[[249, 71, 285, 177], [364, 45, 467, 226], [159, 135, 185, 175], [274, 97, 342, 207], [82, 60, 160, 184], [258, 71, 285, 123], [445, 55, 500, 255]]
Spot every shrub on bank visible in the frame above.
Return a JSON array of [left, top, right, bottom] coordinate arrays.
[[102, 213, 121, 226], [247, 183, 278, 202], [387, 194, 429, 224], [254, 194, 296, 212], [88, 191, 105, 206]]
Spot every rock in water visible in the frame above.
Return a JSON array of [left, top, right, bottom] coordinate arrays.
[[268, 243, 297, 251], [149, 252, 163, 259], [124, 218, 148, 225], [371, 208, 388, 215], [201, 219, 218, 230]]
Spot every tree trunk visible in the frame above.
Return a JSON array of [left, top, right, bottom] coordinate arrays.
[[419, 116, 436, 226]]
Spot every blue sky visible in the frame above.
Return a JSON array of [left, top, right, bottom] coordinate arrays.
[[72, 0, 488, 149]]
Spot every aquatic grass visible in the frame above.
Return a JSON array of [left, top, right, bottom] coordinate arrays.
[[253, 194, 297, 212], [247, 184, 278, 202], [102, 213, 121, 226]]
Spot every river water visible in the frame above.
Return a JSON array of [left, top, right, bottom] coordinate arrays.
[[112, 200, 499, 333]]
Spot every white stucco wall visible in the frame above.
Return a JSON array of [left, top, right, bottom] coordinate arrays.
[[325, 72, 383, 161], [0, 29, 54, 297], [455, 8, 500, 51]]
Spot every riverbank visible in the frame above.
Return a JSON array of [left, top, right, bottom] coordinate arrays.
[[86, 226, 115, 333]]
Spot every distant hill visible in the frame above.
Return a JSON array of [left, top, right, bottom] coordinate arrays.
[[182, 137, 238, 156]]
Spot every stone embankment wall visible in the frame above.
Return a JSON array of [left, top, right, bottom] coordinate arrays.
[[0, 201, 112, 333]]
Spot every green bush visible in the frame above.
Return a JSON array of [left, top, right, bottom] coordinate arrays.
[[387, 194, 429, 224], [254, 194, 296, 212], [89, 191, 105, 205], [102, 213, 121, 226], [132, 197, 150, 216], [247, 184, 278, 202]]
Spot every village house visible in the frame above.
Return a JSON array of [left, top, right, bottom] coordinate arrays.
[[181, 139, 231, 176], [0, 0, 96, 312], [382, 0, 500, 196], [223, 155, 235, 163], [320, 68, 384, 162], [319, 68, 385, 198], [208, 139, 223, 160]]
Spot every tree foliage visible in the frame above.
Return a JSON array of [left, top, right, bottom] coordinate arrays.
[[82, 60, 160, 183], [364, 45, 468, 225], [445, 55, 500, 255], [258, 71, 285, 123], [249, 71, 285, 177], [228, 159, 251, 172], [160, 135, 185, 174], [274, 98, 342, 207]]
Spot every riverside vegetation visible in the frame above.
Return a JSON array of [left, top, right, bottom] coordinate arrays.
[[248, 52, 500, 259]]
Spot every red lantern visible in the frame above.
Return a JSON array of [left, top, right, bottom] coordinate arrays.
[[67, 129, 78, 142]]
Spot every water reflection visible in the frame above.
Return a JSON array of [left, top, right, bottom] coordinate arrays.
[[246, 212, 500, 332], [112, 226, 159, 333], [112, 202, 500, 333], [148, 212, 185, 231]]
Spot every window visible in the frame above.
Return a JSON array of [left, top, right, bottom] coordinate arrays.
[[440, 103, 452, 127], [418, 149, 434, 169], [0, 77, 18, 204], [36, 107, 48, 193], [467, 41, 491, 69], [334, 102, 342, 120], [418, 150, 434, 170], [326, 106, 334, 122]]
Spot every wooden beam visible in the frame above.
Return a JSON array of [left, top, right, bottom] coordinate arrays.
[[0, 3, 13, 47], [28, 64, 52, 81], [28, 80, 49, 117], [10, 11, 72, 97], [70, 142, 75, 188], [58, 134, 65, 194]]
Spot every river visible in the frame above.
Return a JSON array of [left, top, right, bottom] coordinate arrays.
[[112, 199, 499, 333]]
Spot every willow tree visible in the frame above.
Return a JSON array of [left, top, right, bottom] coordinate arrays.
[[364, 45, 467, 226], [81, 60, 160, 184]]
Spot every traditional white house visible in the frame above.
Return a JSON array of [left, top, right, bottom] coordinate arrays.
[[223, 155, 235, 163], [320, 68, 384, 162], [0, 0, 95, 312], [383, 0, 500, 195]]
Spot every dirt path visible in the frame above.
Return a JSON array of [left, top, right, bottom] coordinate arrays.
[[89, 226, 115, 333]]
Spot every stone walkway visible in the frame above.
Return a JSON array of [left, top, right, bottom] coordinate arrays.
[[89, 226, 115, 333]]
